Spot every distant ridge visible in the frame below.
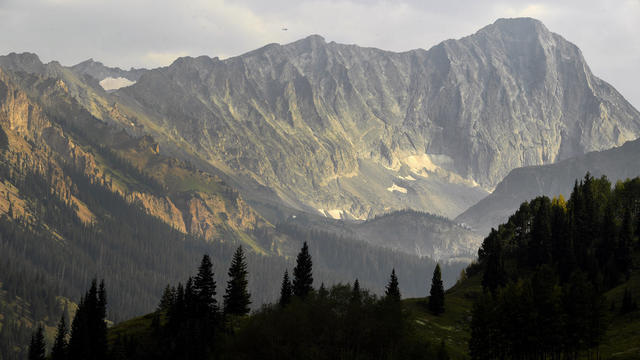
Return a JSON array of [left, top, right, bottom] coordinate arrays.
[[456, 137, 640, 235]]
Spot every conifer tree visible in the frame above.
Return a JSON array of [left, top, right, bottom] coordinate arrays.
[[157, 284, 176, 312], [279, 270, 293, 307], [351, 279, 362, 305], [96, 280, 108, 357], [530, 197, 552, 266], [194, 254, 218, 316], [51, 315, 68, 360], [480, 229, 506, 294], [28, 325, 46, 360], [385, 269, 401, 301], [167, 282, 185, 331], [69, 279, 107, 360], [224, 246, 252, 316], [429, 264, 445, 315], [293, 242, 313, 298], [184, 277, 195, 315]]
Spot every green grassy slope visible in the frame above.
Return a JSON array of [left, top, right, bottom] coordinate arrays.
[[405, 274, 481, 359], [599, 253, 640, 359]]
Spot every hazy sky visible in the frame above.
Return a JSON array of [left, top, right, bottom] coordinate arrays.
[[1, 0, 639, 107]]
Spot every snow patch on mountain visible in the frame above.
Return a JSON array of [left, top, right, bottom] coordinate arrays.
[[99, 77, 135, 91]]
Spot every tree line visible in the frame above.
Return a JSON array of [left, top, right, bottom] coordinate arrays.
[[29, 242, 449, 360]]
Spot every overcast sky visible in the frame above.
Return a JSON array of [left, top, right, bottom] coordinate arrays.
[[1, 0, 639, 107]]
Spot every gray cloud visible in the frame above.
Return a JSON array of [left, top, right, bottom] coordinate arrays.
[[1, 0, 639, 108]]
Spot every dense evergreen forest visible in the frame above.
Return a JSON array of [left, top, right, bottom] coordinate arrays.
[[469, 174, 640, 359]]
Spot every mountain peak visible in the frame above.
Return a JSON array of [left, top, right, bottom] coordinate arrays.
[[493, 17, 545, 27], [304, 34, 326, 42], [0, 52, 46, 74], [477, 17, 550, 39], [3, 52, 43, 65], [290, 34, 327, 49], [72, 58, 104, 68]]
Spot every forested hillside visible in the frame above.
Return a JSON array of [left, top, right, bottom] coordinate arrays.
[[469, 174, 640, 359]]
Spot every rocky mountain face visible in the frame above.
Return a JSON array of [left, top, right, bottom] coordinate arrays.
[[101, 17, 640, 220], [0, 48, 482, 261], [456, 138, 640, 236], [0, 66, 271, 250]]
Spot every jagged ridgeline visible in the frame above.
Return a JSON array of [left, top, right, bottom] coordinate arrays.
[[0, 68, 457, 359], [469, 174, 640, 359]]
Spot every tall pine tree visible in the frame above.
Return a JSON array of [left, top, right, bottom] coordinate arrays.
[[28, 325, 46, 360], [279, 270, 293, 307], [50, 315, 68, 360], [223, 246, 252, 316], [157, 284, 176, 312], [351, 279, 362, 305], [480, 229, 506, 294], [385, 269, 401, 301], [194, 254, 218, 317], [428, 264, 445, 315], [293, 242, 313, 298], [68, 279, 107, 360]]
